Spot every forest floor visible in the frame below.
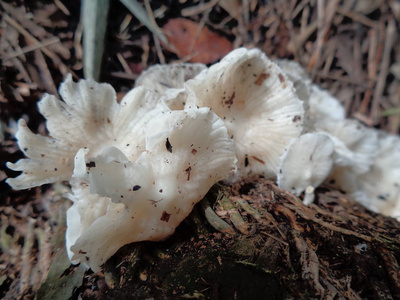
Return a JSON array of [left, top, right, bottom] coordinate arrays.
[[1, 0, 400, 299]]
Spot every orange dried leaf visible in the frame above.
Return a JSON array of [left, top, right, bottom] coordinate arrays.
[[162, 18, 232, 64]]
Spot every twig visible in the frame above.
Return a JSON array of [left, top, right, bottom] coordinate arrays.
[[19, 218, 35, 296], [153, 35, 166, 64], [260, 231, 288, 246], [219, 192, 249, 235], [54, 0, 70, 16], [3, 13, 72, 77], [31, 224, 52, 291], [188, 6, 212, 55], [120, 0, 169, 46], [371, 18, 397, 123], [230, 196, 266, 224], [292, 230, 325, 295], [283, 202, 373, 242], [308, 0, 340, 75], [117, 53, 133, 75], [181, 0, 220, 17], [4, 37, 61, 61], [110, 72, 138, 80], [336, 6, 379, 29], [4, 14, 56, 60], [34, 49, 58, 96]]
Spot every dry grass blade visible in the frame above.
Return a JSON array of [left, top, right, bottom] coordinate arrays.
[[371, 18, 397, 124], [119, 0, 169, 46], [3, 37, 61, 61]]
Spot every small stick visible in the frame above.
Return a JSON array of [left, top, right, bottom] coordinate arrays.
[[4, 37, 61, 61], [371, 18, 396, 123]]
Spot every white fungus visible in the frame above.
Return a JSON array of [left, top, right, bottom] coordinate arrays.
[[314, 118, 378, 174], [70, 107, 236, 270], [276, 59, 346, 133], [275, 59, 312, 102], [356, 132, 400, 218], [314, 119, 379, 212], [6, 47, 400, 271], [184, 48, 304, 179], [65, 179, 119, 265], [277, 133, 335, 205], [7, 74, 168, 189], [6, 75, 237, 271], [135, 63, 206, 110], [305, 85, 346, 132]]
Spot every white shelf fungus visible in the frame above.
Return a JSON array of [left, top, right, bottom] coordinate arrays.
[[6, 75, 236, 271], [315, 119, 378, 174], [70, 107, 236, 270], [356, 133, 400, 217], [308, 85, 345, 122], [65, 179, 119, 266], [276, 59, 345, 133], [184, 48, 304, 179], [7, 47, 400, 270], [135, 63, 206, 110], [304, 85, 346, 132], [277, 133, 334, 205], [312, 119, 379, 209], [7, 74, 168, 189], [275, 59, 312, 102]]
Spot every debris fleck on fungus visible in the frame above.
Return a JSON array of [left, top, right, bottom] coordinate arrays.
[[166, 138, 173, 153]]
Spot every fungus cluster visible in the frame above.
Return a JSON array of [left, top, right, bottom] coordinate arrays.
[[7, 48, 400, 271]]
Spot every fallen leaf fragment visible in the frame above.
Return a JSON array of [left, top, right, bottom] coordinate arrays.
[[162, 18, 232, 64]]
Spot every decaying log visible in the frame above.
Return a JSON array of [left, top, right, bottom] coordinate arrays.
[[38, 177, 400, 299]]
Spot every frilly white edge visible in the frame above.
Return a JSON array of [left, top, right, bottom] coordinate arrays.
[[67, 107, 236, 271]]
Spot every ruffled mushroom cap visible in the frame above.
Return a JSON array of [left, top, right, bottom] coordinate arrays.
[[315, 118, 378, 174], [319, 119, 380, 211], [275, 59, 311, 102], [357, 132, 400, 217], [275, 60, 345, 133], [65, 179, 120, 263], [7, 74, 168, 190], [69, 107, 237, 271], [135, 63, 206, 110], [305, 85, 345, 131], [184, 48, 304, 179], [277, 133, 334, 204]]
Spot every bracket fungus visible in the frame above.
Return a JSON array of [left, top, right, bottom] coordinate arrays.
[[7, 74, 168, 190], [276, 59, 345, 133], [276, 59, 312, 103], [135, 63, 206, 110], [184, 48, 304, 179], [6, 75, 236, 271], [315, 118, 379, 175], [277, 133, 334, 205], [69, 108, 236, 270], [356, 132, 400, 216], [308, 85, 346, 123], [6, 47, 400, 271]]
